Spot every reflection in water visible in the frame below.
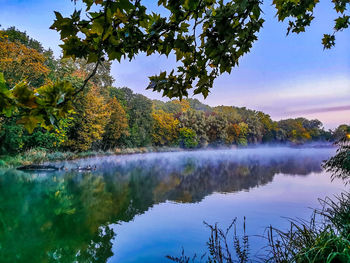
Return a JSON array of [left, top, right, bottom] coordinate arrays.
[[0, 147, 334, 262]]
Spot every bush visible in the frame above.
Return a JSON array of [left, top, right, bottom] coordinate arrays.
[[179, 128, 198, 149]]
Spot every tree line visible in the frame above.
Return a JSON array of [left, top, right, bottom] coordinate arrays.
[[0, 27, 348, 155]]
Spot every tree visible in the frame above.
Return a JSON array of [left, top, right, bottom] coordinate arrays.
[[299, 118, 323, 140], [111, 88, 153, 147], [179, 110, 209, 147], [277, 118, 312, 143], [178, 127, 198, 149], [0, 118, 25, 154], [65, 86, 110, 151], [50, 0, 264, 99], [214, 106, 241, 123], [50, 0, 347, 100], [102, 97, 129, 149], [206, 113, 227, 145], [152, 109, 179, 146], [273, 0, 350, 49], [2, 26, 45, 53], [164, 100, 191, 115], [333, 124, 350, 141], [226, 122, 248, 146], [324, 127, 350, 183], [0, 37, 49, 88], [187, 98, 212, 112], [128, 94, 153, 147], [237, 108, 264, 144], [257, 111, 278, 142], [2, 1, 347, 133]]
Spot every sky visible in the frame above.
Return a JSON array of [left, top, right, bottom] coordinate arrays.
[[0, 0, 349, 129]]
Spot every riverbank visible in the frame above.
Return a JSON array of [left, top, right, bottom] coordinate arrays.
[[0, 147, 183, 168], [0, 142, 335, 169]]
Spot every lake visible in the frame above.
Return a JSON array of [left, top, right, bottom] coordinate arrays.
[[0, 147, 346, 262]]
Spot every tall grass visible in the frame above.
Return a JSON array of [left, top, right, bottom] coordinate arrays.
[[265, 192, 350, 262], [168, 193, 350, 263], [167, 218, 250, 263]]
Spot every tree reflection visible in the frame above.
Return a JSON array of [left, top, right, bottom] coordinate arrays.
[[0, 150, 326, 262]]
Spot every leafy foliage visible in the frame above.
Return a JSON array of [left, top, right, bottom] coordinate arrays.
[[152, 109, 180, 146], [51, 0, 264, 99], [273, 0, 350, 49], [102, 97, 129, 149], [324, 127, 350, 184], [0, 73, 75, 133], [65, 86, 110, 151], [0, 37, 49, 87], [0, 28, 342, 156], [179, 127, 198, 149]]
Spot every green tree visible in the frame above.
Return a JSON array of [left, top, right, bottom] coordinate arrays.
[[110, 87, 153, 147], [257, 111, 278, 142], [278, 118, 312, 143], [333, 124, 350, 141], [179, 127, 198, 149], [154, 99, 191, 115], [179, 110, 209, 147], [214, 106, 241, 123], [0, 118, 25, 154], [2, 26, 45, 52], [324, 126, 350, 183], [2, 1, 347, 132], [128, 94, 153, 147], [206, 113, 228, 145], [237, 108, 264, 144]]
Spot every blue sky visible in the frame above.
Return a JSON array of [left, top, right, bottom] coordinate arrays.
[[0, 0, 349, 128]]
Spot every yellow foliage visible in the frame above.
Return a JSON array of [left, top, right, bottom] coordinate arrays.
[[171, 99, 190, 113], [0, 38, 49, 87], [152, 109, 179, 146], [66, 87, 110, 151], [103, 97, 129, 148]]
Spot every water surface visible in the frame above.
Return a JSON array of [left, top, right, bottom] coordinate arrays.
[[0, 147, 346, 262]]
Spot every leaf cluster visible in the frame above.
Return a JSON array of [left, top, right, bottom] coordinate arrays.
[[273, 0, 350, 49], [51, 0, 264, 99], [0, 73, 75, 133]]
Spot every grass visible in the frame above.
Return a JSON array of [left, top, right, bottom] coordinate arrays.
[[167, 218, 249, 263], [168, 192, 350, 263], [0, 146, 182, 168]]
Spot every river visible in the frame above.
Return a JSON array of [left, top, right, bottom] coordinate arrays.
[[0, 146, 346, 262]]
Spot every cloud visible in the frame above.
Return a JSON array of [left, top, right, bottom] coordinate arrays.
[[287, 105, 350, 115]]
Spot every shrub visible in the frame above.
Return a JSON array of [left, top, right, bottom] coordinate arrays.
[[179, 128, 198, 149]]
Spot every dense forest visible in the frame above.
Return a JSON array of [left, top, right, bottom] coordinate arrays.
[[0, 27, 349, 157]]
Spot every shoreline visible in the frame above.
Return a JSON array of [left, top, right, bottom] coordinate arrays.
[[0, 147, 183, 169], [0, 142, 335, 169]]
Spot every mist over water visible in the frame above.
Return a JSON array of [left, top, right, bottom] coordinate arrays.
[[59, 145, 335, 173], [0, 146, 345, 262]]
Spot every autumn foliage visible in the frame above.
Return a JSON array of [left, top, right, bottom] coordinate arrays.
[[0, 27, 345, 155], [0, 38, 49, 88]]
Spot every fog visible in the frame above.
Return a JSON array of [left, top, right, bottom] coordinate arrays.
[[57, 145, 336, 175]]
